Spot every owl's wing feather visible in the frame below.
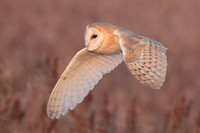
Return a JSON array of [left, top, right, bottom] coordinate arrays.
[[115, 31, 167, 89], [47, 48, 123, 119]]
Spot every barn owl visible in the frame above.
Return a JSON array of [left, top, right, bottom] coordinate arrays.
[[47, 23, 168, 119]]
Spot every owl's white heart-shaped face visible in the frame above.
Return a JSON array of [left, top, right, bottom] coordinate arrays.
[[84, 26, 104, 51]]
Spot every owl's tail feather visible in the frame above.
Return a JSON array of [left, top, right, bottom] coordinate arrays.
[[125, 38, 168, 89]]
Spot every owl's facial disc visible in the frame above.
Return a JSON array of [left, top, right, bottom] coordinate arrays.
[[84, 26, 104, 51]]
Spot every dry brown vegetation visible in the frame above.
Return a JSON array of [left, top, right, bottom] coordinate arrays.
[[0, 0, 200, 133]]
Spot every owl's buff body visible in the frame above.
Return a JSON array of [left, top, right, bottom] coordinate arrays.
[[47, 23, 168, 119]]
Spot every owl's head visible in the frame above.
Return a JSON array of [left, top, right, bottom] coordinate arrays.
[[84, 23, 122, 54]]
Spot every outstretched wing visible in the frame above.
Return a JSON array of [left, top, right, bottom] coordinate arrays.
[[47, 48, 123, 119], [115, 31, 167, 89]]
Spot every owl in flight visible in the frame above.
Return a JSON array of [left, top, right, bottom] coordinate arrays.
[[47, 23, 168, 119]]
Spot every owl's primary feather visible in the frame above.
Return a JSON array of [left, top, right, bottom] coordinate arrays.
[[47, 48, 123, 119], [47, 23, 168, 119]]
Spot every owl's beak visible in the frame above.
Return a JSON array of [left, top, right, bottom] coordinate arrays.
[[86, 40, 92, 49]]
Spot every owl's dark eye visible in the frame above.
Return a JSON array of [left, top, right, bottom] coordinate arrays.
[[92, 34, 97, 39]]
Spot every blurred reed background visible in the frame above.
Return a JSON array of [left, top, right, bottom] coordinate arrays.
[[0, 0, 200, 133]]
